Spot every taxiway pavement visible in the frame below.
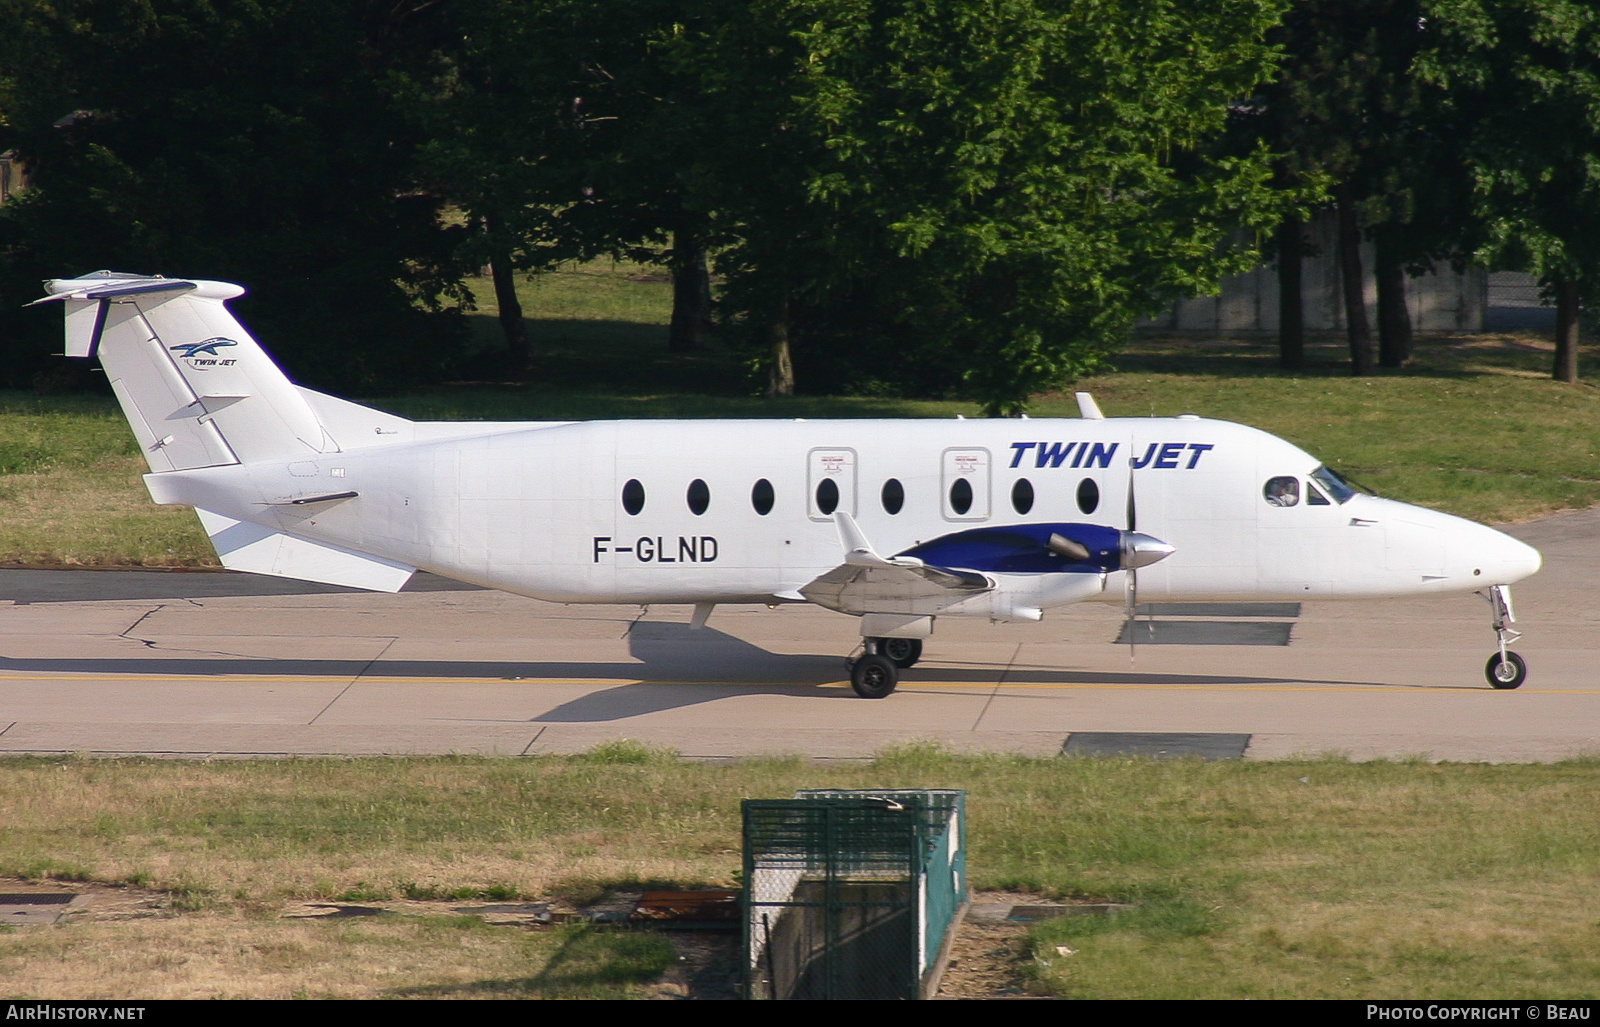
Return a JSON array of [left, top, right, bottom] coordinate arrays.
[[0, 508, 1595, 762]]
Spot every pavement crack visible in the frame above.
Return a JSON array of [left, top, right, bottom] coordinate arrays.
[[308, 637, 397, 727], [0, 721, 14, 739], [115, 605, 277, 660], [970, 643, 1021, 732], [622, 605, 651, 638], [519, 726, 547, 756], [119, 607, 163, 649]]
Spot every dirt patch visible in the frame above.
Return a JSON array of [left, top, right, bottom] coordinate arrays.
[[935, 890, 1055, 999], [1, 879, 1051, 999]]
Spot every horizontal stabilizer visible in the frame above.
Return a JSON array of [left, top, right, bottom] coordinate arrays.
[[38, 271, 332, 468], [194, 509, 415, 592]]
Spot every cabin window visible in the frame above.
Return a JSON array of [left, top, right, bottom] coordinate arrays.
[[1307, 482, 1331, 506], [949, 477, 973, 516], [1264, 476, 1300, 507], [881, 478, 904, 515], [1076, 478, 1099, 515], [816, 477, 840, 516], [1011, 478, 1034, 515], [622, 478, 646, 515], [751, 478, 774, 515], [687, 478, 710, 515]]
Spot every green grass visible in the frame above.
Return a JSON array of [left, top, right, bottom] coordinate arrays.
[[3, 749, 1600, 998], [0, 260, 1592, 564]]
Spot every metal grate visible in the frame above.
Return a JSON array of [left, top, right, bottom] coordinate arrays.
[[744, 790, 966, 1000]]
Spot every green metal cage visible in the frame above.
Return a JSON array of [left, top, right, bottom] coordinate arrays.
[[742, 789, 967, 1000]]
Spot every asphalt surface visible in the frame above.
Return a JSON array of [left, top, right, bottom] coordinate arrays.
[[0, 507, 1595, 761]]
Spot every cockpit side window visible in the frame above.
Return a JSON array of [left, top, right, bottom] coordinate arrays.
[[1310, 465, 1357, 504], [1306, 481, 1331, 506], [1264, 476, 1300, 507]]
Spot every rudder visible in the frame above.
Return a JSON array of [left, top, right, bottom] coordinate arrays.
[[33, 271, 336, 470]]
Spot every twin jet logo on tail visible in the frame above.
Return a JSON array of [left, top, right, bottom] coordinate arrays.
[[169, 337, 239, 365]]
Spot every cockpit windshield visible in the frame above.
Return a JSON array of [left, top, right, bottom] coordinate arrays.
[[1309, 465, 1371, 504]]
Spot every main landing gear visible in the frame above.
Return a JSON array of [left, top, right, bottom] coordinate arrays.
[[847, 637, 924, 698], [1480, 584, 1527, 690]]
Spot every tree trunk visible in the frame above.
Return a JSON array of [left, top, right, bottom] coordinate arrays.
[[1375, 233, 1413, 368], [668, 230, 713, 353], [1277, 216, 1304, 372], [1554, 277, 1580, 383], [766, 298, 795, 398], [484, 213, 529, 374], [1337, 186, 1375, 376]]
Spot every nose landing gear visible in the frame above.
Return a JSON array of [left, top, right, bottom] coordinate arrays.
[[1479, 584, 1527, 689]]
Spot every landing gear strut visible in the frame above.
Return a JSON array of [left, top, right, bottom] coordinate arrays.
[[1479, 584, 1527, 690]]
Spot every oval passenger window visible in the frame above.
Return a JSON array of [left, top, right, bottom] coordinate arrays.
[[687, 478, 710, 515], [816, 477, 839, 516], [622, 479, 645, 516], [949, 477, 973, 515], [751, 478, 774, 515], [1077, 478, 1099, 515], [1012, 478, 1034, 515], [881, 478, 904, 515]]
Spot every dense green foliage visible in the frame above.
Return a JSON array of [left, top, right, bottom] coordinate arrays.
[[0, 0, 468, 392], [1421, 0, 1600, 379], [0, 2, 1593, 402], [682, 0, 1290, 411], [1245, 0, 1600, 379]]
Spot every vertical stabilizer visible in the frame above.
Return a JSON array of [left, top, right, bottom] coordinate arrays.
[[33, 272, 337, 470]]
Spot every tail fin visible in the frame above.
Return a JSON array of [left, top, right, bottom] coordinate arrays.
[[32, 271, 336, 470]]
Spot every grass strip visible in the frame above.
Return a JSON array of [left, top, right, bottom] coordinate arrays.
[[2, 746, 1599, 998]]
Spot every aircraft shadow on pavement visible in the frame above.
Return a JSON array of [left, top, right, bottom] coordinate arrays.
[[0, 621, 1442, 729]]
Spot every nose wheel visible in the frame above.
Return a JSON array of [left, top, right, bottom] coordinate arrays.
[[1479, 585, 1527, 690], [1485, 651, 1527, 690]]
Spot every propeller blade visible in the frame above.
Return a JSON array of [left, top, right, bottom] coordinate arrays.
[[1124, 565, 1140, 658], [1122, 460, 1154, 655], [1126, 464, 1137, 532]]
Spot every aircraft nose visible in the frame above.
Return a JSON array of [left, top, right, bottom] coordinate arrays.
[[1482, 529, 1541, 584]]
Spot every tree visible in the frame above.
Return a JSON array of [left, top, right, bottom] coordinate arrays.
[[658, 0, 1291, 412], [1421, 0, 1600, 383], [404, 0, 723, 367], [1248, 0, 1471, 375], [0, 0, 467, 392]]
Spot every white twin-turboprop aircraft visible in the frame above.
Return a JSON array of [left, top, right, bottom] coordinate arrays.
[[32, 271, 1542, 697]]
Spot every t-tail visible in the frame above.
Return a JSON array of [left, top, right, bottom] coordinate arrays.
[[30, 270, 418, 590]]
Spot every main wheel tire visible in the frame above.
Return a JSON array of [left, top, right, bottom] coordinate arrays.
[[1485, 651, 1527, 690], [879, 637, 923, 669], [851, 654, 899, 698]]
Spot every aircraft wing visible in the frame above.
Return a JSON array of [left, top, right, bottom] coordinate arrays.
[[798, 513, 991, 615]]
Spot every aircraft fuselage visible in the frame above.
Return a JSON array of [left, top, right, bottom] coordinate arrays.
[[144, 415, 1540, 612]]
